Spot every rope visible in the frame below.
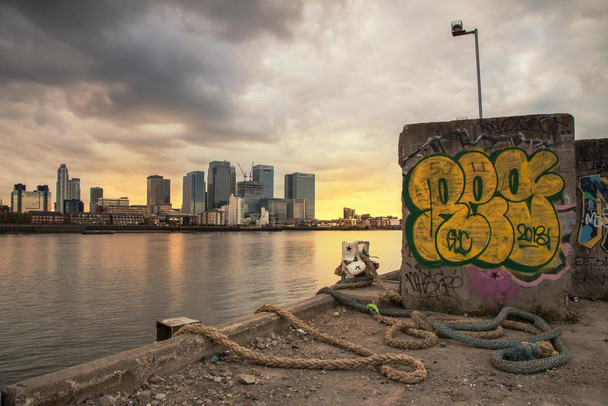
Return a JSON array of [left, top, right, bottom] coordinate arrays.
[[178, 252, 568, 384], [316, 271, 570, 375], [176, 304, 427, 384]]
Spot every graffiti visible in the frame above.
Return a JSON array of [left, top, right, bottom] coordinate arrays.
[[400, 129, 554, 169], [404, 268, 463, 297], [572, 257, 608, 286], [465, 267, 520, 307], [480, 116, 569, 137], [578, 175, 608, 252], [403, 147, 565, 282], [574, 256, 608, 268]]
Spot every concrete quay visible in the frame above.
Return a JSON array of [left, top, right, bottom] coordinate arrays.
[[1, 294, 335, 406]]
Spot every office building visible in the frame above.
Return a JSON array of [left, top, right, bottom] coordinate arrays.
[[98, 197, 130, 211], [284, 172, 315, 219], [260, 198, 287, 224], [287, 198, 306, 220], [147, 175, 170, 208], [56, 164, 69, 213], [207, 161, 233, 209], [182, 171, 206, 215], [11, 184, 51, 213], [67, 178, 81, 200], [253, 165, 274, 199], [90, 187, 103, 213], [230, 165, 236, 196], [237, 181, 263, 197], [64, 199, 84, 213]]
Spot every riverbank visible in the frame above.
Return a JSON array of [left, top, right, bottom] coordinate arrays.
[[3, 279, 607, 406], [0, 224, 399, 234]]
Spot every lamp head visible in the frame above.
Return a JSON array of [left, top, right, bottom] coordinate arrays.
[[451, 20, 466, 36]]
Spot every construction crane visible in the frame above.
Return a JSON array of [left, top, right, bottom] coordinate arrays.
[[237, 162, 254, 182]]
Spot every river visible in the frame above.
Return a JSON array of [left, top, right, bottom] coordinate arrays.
[[0, 230, 402, 389]]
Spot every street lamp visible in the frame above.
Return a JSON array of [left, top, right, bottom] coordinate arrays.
[[451, 20, 483, 119]]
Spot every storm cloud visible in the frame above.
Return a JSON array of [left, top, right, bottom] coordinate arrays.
[[0, 0, 606, 219]]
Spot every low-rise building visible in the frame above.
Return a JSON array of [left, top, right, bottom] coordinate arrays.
[[68, 213, 111, 225], [200, 209, 226, 225], [29, 211, 65, 224]]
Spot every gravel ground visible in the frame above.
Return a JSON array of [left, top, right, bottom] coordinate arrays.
[[78, 299, 608, 406]]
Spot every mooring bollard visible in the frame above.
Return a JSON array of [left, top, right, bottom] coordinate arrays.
[[156, 317, 200, 341]]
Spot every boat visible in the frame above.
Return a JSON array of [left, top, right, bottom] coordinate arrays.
[[82, 230, 115, 235]]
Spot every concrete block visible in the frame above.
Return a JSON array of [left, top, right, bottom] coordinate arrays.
[[398, 113, 574, 314], [156, 317, 200, 341]]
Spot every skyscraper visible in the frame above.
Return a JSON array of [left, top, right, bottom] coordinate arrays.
[[253, 165, 274, 199], [207, 161, 232, 209], [285, 172, 315, 219], [67, 178, 81, 200], [147, 175, 170, 208], [182, 171, 206, 214], [90, 187, 103, 213], [56, 164, 68, 213]]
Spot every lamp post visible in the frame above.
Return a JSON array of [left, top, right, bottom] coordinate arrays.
[[451, 20, 482, 119]]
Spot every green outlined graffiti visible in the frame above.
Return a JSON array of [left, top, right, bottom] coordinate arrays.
[[403, 147, 564, 278]]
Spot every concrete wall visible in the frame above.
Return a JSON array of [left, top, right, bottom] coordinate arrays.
[[572, 138, 608, 299], [398, 114, 575, 314]]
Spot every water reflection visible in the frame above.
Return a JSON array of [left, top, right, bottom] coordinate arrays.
[[0, 230, 401, 388]]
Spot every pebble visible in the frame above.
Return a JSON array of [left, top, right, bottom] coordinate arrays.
[[149, 376, 163, 384], [296, 328, 307, 336], [155, 393, 167, 400], [333, 312, 340, 317], [137, 390, 152, 402], [239, 374, 257, 385]]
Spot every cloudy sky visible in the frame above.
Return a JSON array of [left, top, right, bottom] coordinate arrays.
[[1, 0, 606, 219]]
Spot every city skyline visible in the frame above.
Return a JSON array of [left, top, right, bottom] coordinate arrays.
[[0, 2, 606, 220]]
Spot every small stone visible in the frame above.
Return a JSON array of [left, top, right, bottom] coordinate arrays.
[[239, 374, 257, 385], [270, 332, 277, 339], [213, 376, 222, 383], [256, 342, 266, 350], [149, 375, 163, 384], [296, 328, 307, 336], [138, 390, 152, 402], [333, 312, 340, 317], [439, 342, 446, 348], [155, 393, 167, 401], [97, 396, 115, 406], [246, 392, 256, 400]]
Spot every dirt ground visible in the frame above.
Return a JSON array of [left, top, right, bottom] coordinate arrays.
[[79, 298, 608, 406]]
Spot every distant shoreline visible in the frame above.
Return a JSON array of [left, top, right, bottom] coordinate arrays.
[[0, 224, 401, 234]]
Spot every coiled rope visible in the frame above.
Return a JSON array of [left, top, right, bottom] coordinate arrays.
[[318, 259, 570, 375]]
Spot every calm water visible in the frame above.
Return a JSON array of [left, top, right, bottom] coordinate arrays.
[[0, 230, 402, 389]]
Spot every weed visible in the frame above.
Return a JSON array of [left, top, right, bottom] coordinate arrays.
[[563, 311, 580, 324], [531, 304, 559, 323]]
